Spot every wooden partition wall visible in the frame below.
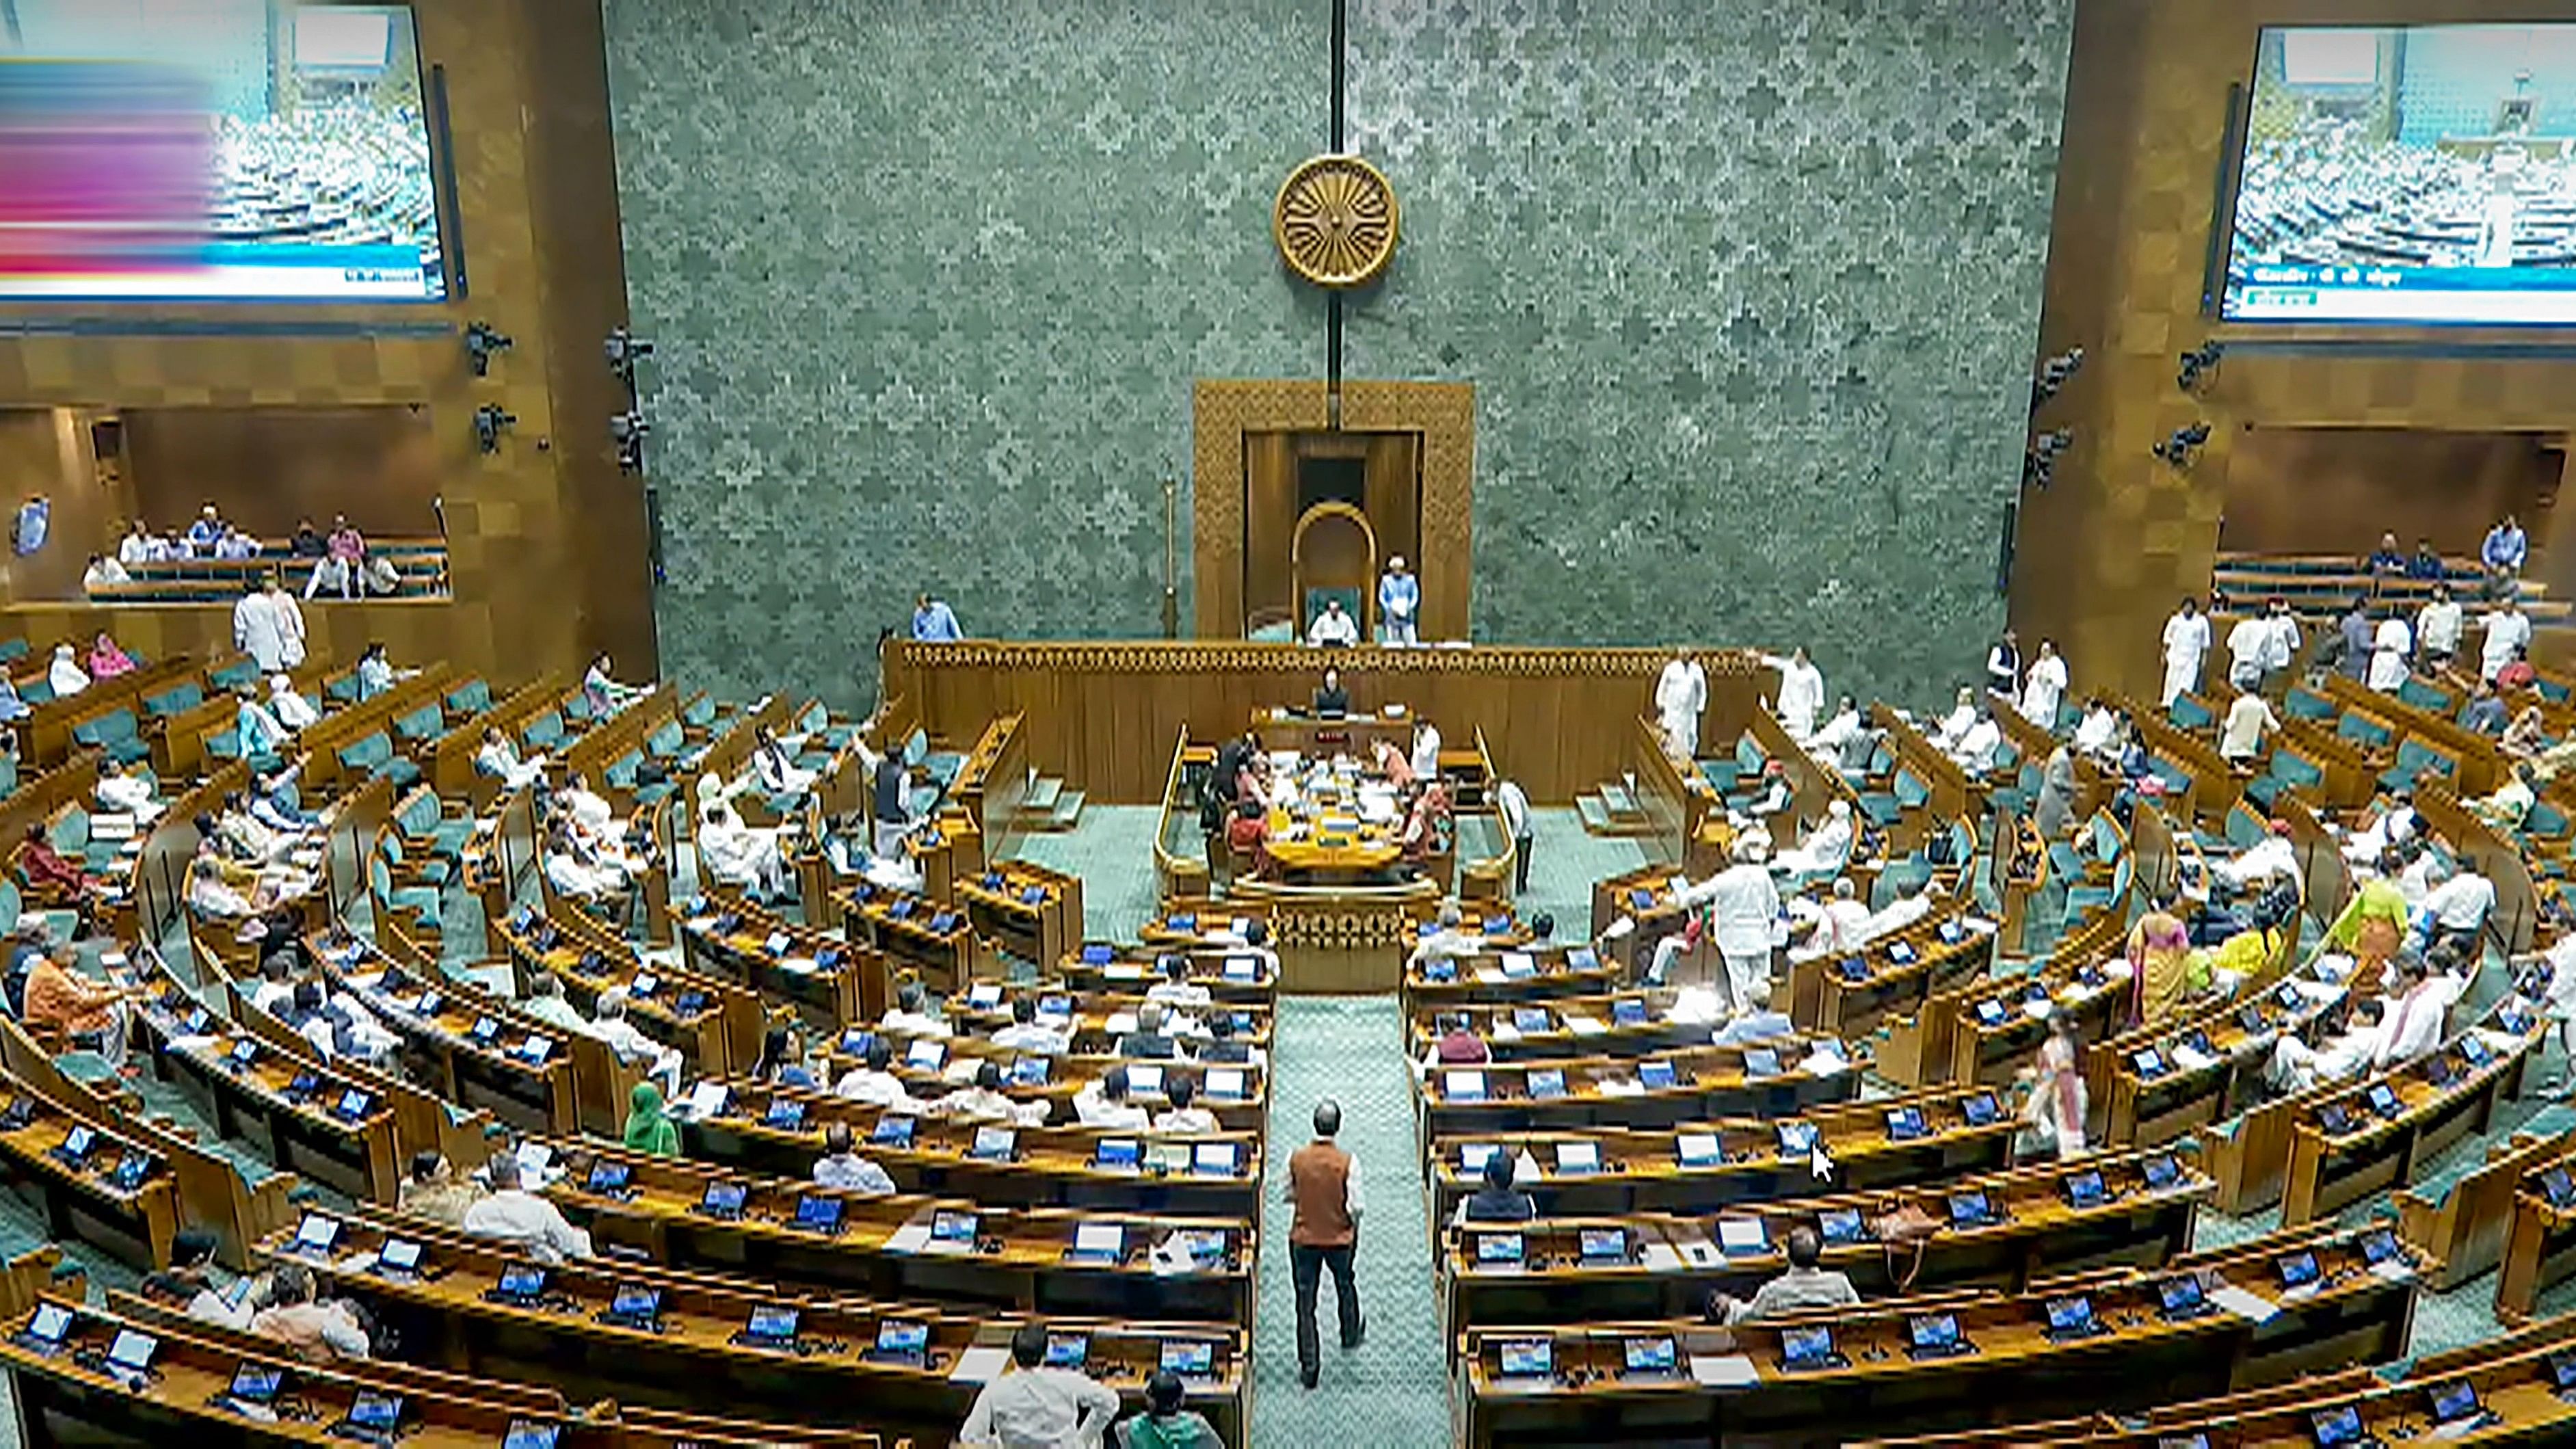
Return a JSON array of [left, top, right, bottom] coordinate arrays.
[[887, 641, 1775, 805]]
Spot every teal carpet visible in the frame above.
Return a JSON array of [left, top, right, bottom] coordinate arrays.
[[1254, 996, 1450, 1445], [1011, 805, 1166, 940]]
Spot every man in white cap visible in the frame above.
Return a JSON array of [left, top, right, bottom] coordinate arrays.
[[1378, 556, 1419, 647]]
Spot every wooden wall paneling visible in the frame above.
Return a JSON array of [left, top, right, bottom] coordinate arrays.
[[1243, 430, 1297, 633], [1192, 381, 1330, 637], [1341, 382, 1472, 641], [890, 641, 1768, 804], [2216, 427, 2558, 557], [122, 407, 444, 539], [522, 0, 655, 674]]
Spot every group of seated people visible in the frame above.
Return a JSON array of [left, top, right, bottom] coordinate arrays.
[[0, 635, 144, 717], [186, 775, 328, 922], [540, 775, 658, 912], [89, 509, 408, 602], [1210, 720, 1454, 883], [140, 1229, 377, 1361]]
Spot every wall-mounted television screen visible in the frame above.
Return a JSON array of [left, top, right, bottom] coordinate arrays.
[[0, 2, 446, 302], [2223, 25, 2576, 325]]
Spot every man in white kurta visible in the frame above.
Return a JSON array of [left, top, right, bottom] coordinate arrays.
[[2259, 603, 2301, 687], [2483, 602, 2533, 683], [2160, 600, 2212, 706], [2019, 641, 2069, 728], [1949, 706, 2004, 774], [2417, 585, 2465, 667], [1654, 654, 1708, 759], [1773, 799, 1854, 878], [2225, 613, 2271, 691], [2367, 615, 2412, 693], [1409, 719, 1442, 781], [1760, 648, 1825, 740], [1930, 688, 1977, 751], [232, 579, 305, 674], [1667, 840, 1782, 1011], [1306, 600, 1358, 648]]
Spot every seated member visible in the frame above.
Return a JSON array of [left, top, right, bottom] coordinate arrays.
[[2266, 997, 2386, 1095], [958, 1321, 1121, 1449], [1306, 598, 1359, 648], [1456, 1148, 1537, 1224], [1312, 667, 1350, 717], [1705, 1225, 1859, 1325]]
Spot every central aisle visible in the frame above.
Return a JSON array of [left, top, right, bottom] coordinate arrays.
[[1253, 996, 1451, 1445]]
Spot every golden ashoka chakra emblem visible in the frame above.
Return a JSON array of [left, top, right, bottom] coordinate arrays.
[[1273, 155, 1399, 289]]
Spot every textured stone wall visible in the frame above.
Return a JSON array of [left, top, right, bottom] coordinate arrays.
[[607, 0, 2075, 707]]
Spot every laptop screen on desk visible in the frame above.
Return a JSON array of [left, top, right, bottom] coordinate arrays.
[[1623, 1335, 1676, 1372]]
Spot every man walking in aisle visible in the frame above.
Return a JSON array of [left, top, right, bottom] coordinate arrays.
[[1286, 1098, 1364, 1388]]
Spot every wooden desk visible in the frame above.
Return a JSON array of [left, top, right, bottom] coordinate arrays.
[[933, 981, 1275, 1057], [955, 860, 1083, 969], [676, 1086, 1262, 1217], [1407, 990, 1735, 1064], [1457, 1221, 2417, 1448], [135, 1007, 399, 1207], [1422, 1085, 2021, 1223], [1253, 705, 1413, 760], [2282, 1013, 2543, 1225], [542, 1136, 1255, 1324], [1, 1293, 902, 1448], [1439, 1147, 2209, 1339], [1416, 1039, 1866, 1139], [253, 1207, 1248, 1446], [2097, 960, 2350, 1151], [1260, 762, 1406, 881], [1868, 1312, 2576, 1446], [786, 1036, 1269, 1136], [1061, 942, 1283, 1008], [840, 881, 974, 994], [0, 1078, 180, 1271], [323, 954, 590, 1140], [2495, 1147, 2576, 1322], [1400, 945, 1617, 1018], [678, 895, 879, 1033], [495, 905, 762, 1083], [1786, 910, 1997, 1041]]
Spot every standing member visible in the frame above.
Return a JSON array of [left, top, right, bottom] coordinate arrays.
[[1494, 776, 1533, 894], [2020, 639, 2069, 729], [912, 593, 964, 642], [2160, 597, 2212, 705], [1286, 1100, 1364, 1389], [872, 750, 912, 859], [1655, 651, 1708, 758], [2419, 583, 2465, 669], [1760, 647, 1827, 741], [1377, 556, 1419, 647], [1984, 630, 2021, 701], [2483, 595, 2534, 684]]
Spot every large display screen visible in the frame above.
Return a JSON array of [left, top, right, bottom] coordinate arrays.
[[0, 2, 445, 302], [2223, 25, 2576, 325]]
